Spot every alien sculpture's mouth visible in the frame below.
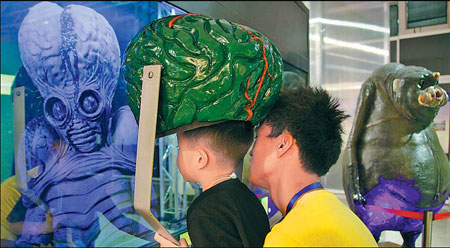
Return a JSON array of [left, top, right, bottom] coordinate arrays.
[[68, 125, 102, 153], [417, 87, 448, 108]]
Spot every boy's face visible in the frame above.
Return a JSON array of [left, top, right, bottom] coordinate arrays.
[[176, 132, 196, 182], [249, 123, 277, 189]]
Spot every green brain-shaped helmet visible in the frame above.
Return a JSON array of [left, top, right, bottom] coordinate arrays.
[[124, 14, 283, 137]]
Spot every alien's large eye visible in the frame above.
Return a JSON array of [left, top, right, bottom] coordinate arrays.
[[419, 80, 425, 89], [45, 97, 68, 124], [81, 92, 99, 114], [78, 89, 104, 118]]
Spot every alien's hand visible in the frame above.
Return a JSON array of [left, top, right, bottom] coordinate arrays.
[[353, 192, 367, 205]]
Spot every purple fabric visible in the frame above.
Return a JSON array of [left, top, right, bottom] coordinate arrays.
[[267, 197, 278, 219], [354, 176, 447, 241]]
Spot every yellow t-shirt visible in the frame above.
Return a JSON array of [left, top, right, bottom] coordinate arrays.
[[1, 176, 21, 241], [264, 189, 377, 247]]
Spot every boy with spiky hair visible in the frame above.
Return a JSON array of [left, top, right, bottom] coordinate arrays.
[[155, 121, 270, 247]]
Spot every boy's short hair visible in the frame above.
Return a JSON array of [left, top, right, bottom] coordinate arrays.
[[264, 87, 349, 176], [182, 121, 254, 167]]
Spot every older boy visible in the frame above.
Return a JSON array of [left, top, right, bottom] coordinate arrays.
[[155, 121, 270, 247], [249, 87, 378, 247]]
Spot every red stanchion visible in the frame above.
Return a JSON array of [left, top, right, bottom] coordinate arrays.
[[372, 206, 450, 248], [434, 211, 450, 220], [380, 207, 450, 221], [383, 208, 424, 220]]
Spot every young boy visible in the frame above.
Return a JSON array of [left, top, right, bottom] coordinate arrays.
[[155, 121, 270, 247]]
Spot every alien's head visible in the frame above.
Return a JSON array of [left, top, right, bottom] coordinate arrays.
[[18, 2, 120, 153], [386, 65, 448, 128]]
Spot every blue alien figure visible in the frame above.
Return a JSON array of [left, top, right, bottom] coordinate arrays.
[[16, 2, 153, 246], [10, 117, 59, 245]]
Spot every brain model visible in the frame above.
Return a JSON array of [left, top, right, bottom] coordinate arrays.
[[123, 14, 284, 136]]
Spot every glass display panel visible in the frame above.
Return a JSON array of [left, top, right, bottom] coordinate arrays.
[[284, 61, 309, 87], [407, 1, 447, 28], [400, 33, 450, 75], [0, 1, 202, 247], [390, 5, 398, 36], [308, 1, 389, 192], [390, 40, 397, 63]]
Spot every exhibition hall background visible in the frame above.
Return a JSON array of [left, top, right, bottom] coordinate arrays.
[[1, 1, 449, 247]]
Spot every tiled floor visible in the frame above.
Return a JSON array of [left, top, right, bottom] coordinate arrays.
[[333, 192, 450, 247]]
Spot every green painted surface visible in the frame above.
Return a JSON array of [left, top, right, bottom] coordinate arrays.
[[124, 14, 283, 136], [1, 42, 22, 75], [95, 212, 152, 247], [1, 94, 14, 182]]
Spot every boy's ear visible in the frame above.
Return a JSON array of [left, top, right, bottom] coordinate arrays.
[[277, 131, 294, 158], [195, 148, 209, 170]]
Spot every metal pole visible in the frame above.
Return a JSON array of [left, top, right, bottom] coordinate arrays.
[[175, 158, 180, 220], [182, 181, 187, 218], [422, 210, 433, 248], [159, 138, 165, 220]]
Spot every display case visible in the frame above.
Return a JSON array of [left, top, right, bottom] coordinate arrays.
[[0, 1, 200, 247]]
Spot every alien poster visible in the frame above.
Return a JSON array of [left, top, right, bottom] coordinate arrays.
[[1, 1, 187, 247]]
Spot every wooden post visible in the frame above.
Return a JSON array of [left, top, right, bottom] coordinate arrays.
[[13, 87, 26, 191], [134, 65, 180, 246]]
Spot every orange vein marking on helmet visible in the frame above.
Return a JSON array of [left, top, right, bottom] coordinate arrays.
[[244, 107, 253, 121], [168, 13, 200, 29], [268, 73, 273, 81], [244, 76, 254, 120], [240, 26, 269, 121], [244, 76, 253, 103]]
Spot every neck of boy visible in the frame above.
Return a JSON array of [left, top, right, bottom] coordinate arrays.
[[269, 166, 320, 217], [201, 170, 236, 191]]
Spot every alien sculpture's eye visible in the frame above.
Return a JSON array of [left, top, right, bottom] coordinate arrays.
[[78, 90, 103, 117], [45, 97, 67, 122], [419, 80, 424, 89]]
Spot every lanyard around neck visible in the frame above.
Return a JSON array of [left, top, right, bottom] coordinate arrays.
[[285, 182, 323, 215]]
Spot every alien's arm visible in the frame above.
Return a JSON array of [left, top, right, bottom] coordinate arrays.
[[15, 202, 51, 246], [345, 80, 375, 203], [108, 105, 139, 161]]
